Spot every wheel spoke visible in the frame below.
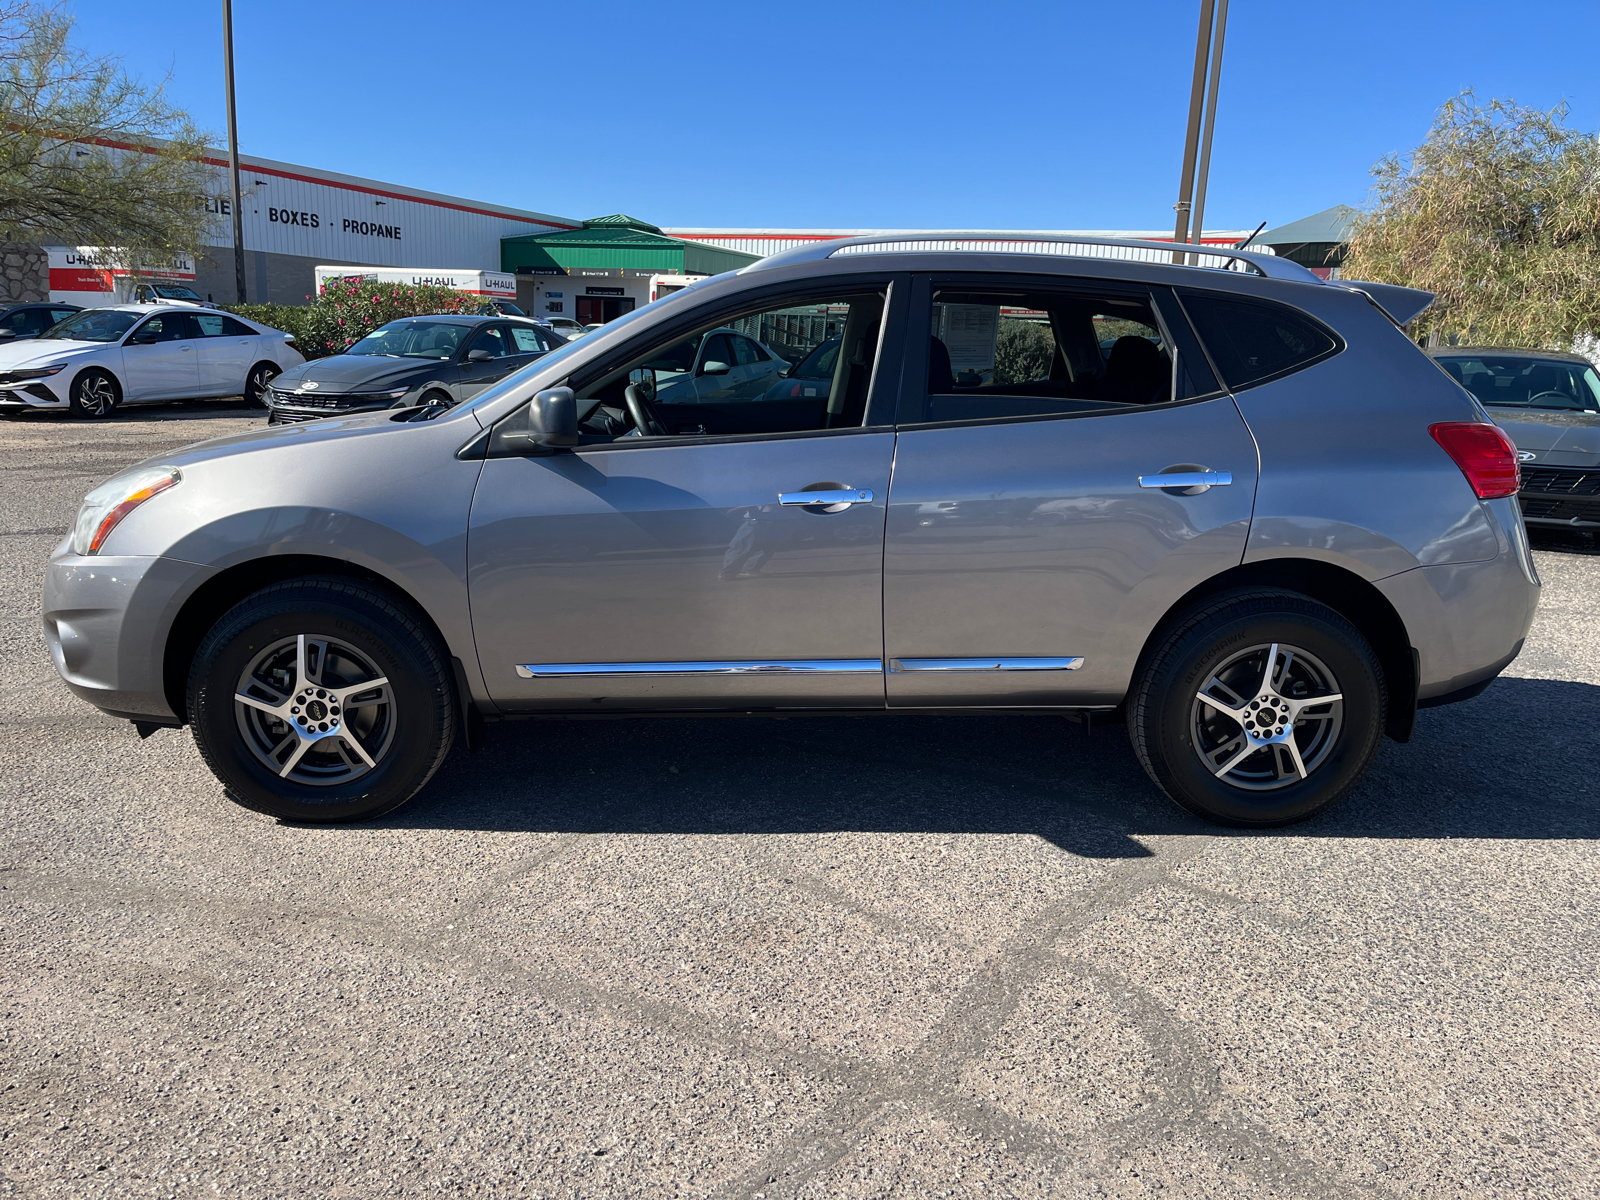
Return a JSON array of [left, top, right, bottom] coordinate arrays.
[[337, 677, 389, 707], [1287, 692, 1342, 719], [294, 634, 310, 694], [1273, 648, 1295, 689], [339, 732, 377, 768], [305, 639, 330, 686], [277, 734, 316, 779], [1281, 734, 1310, 779], [1212, 736, 1259, 778], [1200, 674, 1246, 708], [1261, 643, 1280, 694], [235, 691, 285, 718]]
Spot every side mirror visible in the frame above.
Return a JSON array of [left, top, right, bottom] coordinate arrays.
[[130, 329, 159, 344], [0, 329, 15, 341], [700, 360, 730, 376], [527, 386, 578, 446], [467, 349, 494, 363], [628, 366, 656, 402]]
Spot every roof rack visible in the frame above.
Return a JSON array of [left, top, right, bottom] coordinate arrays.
[[742, 231, 1323, 284]]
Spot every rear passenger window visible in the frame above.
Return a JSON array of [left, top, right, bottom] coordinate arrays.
[[1179, 291, 1339, 390]]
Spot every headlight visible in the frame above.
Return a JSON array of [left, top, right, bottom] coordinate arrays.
[[71, 466, 181, 555], [0, 363, 67, 384]]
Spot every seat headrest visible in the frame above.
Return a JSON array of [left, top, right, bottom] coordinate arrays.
[[928, 336, 954, 393]]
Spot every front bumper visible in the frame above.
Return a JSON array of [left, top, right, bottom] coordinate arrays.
[[42, 548, 216, 723], [0, 381, 67, 408], [266, 386, 409, 424], [1515, 465, 1600, 527]]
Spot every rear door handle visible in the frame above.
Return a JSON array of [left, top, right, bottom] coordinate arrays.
[[778, 488, 874, 508], [1138, 471, 1232, 489]]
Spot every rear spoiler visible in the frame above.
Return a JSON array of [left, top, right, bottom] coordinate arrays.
[[1334, 280, 1434, 326]]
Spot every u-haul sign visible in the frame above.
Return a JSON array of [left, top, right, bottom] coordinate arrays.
[[313, 266, 516, 299], [48, 246, 196, 304]]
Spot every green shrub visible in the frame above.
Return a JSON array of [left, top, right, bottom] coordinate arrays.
[[994, 319, 1056, 385], [226, 278, 495, 361]]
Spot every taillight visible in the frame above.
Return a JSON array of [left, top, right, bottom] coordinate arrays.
[[1429, 422, 1521, 499]]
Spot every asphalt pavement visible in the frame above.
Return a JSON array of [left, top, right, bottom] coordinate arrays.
[[1, 405, 1596, 1199]]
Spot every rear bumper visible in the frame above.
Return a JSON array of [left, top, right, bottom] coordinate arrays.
[[1377, 498, 1540, 701], [42, 549, 216, 722]]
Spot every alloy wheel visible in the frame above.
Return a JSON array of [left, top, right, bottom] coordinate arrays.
[[233, 633, 396, 785], [77, 373, 117, 416], [1190, 641, 1344, 790]]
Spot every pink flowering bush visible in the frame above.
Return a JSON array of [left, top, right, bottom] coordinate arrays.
[[227, 278, 495, 360]]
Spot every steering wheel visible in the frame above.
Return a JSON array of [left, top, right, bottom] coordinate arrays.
[[624, 382, 667, 436], [1527, 390, 1579, 409]]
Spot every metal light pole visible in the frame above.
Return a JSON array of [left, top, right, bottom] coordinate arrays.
[[1189, 0, 1230, 260], [1171, 0, 1216, 262], [222, 0, 246, 304]]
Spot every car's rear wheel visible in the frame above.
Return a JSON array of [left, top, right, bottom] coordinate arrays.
[[68, 368, 120, 418], [244, 362, 280, 407], [1128, 589, 1385, 826], [187, 577, 455, 822]]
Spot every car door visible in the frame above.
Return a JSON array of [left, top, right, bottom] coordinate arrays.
[[882, 273, 1258, 707], [191, 312, 259, 395], [455, 324, 519, 401], [118, 311, 200, 400], [466, 281, 902, 711]]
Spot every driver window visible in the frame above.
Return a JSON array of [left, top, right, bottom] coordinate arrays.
[[571, 291, 886, 440], [469, 326, 512, 358]]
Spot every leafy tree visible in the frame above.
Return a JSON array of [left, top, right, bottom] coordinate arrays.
[[993, 319, 1055, 384], [1342, 92, 1600, 348], [0, 2, 214, 264]]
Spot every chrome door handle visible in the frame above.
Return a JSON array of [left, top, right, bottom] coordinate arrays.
[[1137, 471, 1232, 489], [778, 488, 874, 507]]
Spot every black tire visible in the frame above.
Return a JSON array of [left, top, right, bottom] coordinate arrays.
[[68, 368, 120, 418], [418, 388, 453, 409], [244, 361, 281, 407], [187, 576, 455, 822], [1128, 589, 1385, 827]]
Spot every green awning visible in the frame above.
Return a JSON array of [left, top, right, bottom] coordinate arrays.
[[501, 214, 761, 276]]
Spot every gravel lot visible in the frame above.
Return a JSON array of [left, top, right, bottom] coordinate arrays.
[[1, 406, 1596, 1199]]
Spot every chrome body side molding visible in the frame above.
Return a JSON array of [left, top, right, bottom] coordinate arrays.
[[515, 659, 883, 679], [888, 657, 1085, 673]]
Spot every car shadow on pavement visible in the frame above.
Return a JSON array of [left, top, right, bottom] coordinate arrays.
[[371, 675, 1600, 859]]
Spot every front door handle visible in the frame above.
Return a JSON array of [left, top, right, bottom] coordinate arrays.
[[778, 487, 874, 509], [1137, 470, 1232, 491]]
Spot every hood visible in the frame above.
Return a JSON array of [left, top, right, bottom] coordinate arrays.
[[274, 353, 440, 393], [0, 337, 98, 369], [1488, 407, 1600, 465]]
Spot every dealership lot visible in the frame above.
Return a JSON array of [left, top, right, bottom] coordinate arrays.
[[1, 409, 1596, 1198]]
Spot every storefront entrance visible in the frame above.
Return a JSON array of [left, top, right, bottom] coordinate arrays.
[[576, 295, 637, 324]]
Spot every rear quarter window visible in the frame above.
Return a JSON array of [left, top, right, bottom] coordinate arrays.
[[1178, 290, 1340, 391]]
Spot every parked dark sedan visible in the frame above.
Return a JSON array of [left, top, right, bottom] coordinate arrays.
[[1430, 347, 1600, 528], [0, 301, 82, 342], [266, 314, 565, 423]]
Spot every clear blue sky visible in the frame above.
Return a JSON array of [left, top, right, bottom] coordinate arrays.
[[65, 0, 1600, 233]]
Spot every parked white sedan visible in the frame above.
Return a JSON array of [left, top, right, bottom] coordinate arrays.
[[0, 305, 305, 418]]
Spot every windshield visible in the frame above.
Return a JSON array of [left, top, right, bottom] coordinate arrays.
[[153, 285, 202, 300], [346, 319, 470, 359], [40, 309, 140, 343], [1436, 354, 1600, 412]]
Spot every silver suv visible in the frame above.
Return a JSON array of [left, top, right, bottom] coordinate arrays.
[[42, 235, 1539, 826]]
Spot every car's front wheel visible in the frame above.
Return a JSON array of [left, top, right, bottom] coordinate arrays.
[[244, 362, 281, 407], [68, 368, 120, 418], [187, 577, 455, 822], [1128, 589, 1385, 826]]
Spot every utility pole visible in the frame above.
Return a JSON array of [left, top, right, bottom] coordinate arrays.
[[1171, 0, 1215, 263], [222, 0, 246, 304], [1189, 0, 1230, 262]]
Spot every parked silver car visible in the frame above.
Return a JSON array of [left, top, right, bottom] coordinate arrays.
[[42, 235, 1539, 826]]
